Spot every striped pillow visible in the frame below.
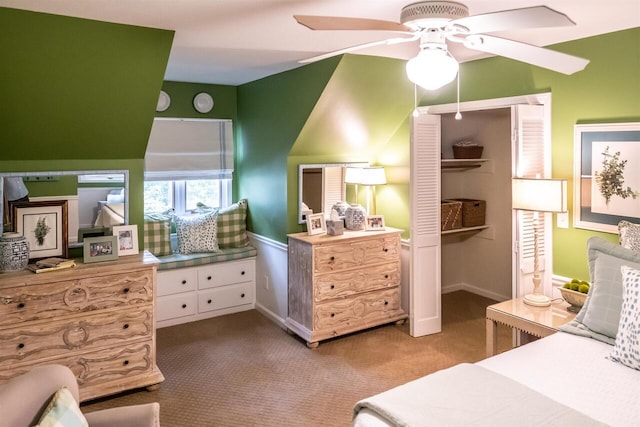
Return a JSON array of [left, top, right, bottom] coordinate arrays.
[[36, 387, 88, 427], [217, 199, 250, 248], [144, 213, 172, 257]]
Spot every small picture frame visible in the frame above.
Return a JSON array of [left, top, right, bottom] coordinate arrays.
[[83, 235, 118, 263], [306, 213, 327, 236], [112, 224, 139, 256], [365, 215, 386, 231]]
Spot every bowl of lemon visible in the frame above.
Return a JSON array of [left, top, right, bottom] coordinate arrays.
[[559, 279, 590, 312]]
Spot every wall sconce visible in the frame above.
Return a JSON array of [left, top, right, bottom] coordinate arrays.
[[359, 167, 387, 215], [512, 177, 567, 307]]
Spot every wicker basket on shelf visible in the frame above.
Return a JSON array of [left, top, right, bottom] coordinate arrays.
[[452, 145, 484, 159], [441, 200, 462, 231]]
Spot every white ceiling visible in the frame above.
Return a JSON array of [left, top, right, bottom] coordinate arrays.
[[2, 0, 639, 85]]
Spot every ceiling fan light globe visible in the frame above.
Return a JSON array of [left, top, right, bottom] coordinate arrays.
[[406, 49, 459, 90]]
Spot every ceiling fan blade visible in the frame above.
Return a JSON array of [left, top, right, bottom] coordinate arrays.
[[464, 34, 589, 75], [299, 36, 419, 64], [454, 6, 575, 34], [294, 15, 412, 33]]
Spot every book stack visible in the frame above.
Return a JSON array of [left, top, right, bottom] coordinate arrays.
[[27, 257, 76, 274]]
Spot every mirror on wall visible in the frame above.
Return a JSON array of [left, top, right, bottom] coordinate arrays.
[[1, 170, 129, 246], [298, 162, 367, 224]]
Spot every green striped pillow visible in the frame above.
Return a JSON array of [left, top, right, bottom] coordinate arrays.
[[217, 199, 250, 248]]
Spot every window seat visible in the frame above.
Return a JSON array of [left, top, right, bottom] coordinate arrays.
[[156, 245, 257, 271]]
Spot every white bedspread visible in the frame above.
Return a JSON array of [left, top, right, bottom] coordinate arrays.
[[353, 362, 605, 427], [94, 202, 124, 227], [354, 332, 640, 427]]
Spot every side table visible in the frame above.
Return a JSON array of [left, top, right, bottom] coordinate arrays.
[[486, 297, 576, 357]]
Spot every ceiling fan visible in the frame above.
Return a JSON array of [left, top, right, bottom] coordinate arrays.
[[294, 1, 589, 90]]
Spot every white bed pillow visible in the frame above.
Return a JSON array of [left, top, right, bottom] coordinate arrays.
[[619, 220, 640, 253], [609, 265, 640, 370]]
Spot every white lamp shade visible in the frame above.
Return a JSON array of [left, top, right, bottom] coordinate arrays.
[[406, 48, 459, 91], [512, 178, 568, 212], [344, 167, 363, 184], [359, 167, 387, 186]]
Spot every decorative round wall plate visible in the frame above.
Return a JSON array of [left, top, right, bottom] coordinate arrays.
[[193, 92, 214, 113], [156, 90, 170, 112]]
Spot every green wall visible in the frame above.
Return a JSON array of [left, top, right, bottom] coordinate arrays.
[[0, 7, 173, 243]]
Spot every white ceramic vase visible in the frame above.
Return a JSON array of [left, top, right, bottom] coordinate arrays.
[[0, 233, 30, 273]]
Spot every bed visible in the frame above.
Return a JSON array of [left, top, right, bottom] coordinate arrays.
[[353, 235, 640, 427], [93, 188, 125, 227]]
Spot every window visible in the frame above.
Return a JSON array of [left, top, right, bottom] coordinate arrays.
[[144, 178, 231, 215], [144, 118, 234, 215]]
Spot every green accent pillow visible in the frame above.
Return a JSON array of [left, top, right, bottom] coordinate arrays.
[[174, 211, 219, 254], [216, 199, 250, 248], [36, 387, 88, 427], [575, 237, 640, 340], [609, 265, 640, 370], [143, 213, 172, 257]]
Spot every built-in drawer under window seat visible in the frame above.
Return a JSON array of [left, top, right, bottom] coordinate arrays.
[[156, 245, 257, 328]]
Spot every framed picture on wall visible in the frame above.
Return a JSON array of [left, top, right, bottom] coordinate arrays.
[[573, 123, 640, 233], [11, 200, 69, 260], [306, 213, 326, 236], [112, 224, 139, 256]]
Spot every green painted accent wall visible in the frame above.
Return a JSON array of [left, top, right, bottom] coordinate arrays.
[[236, 58, 341, 242], [0, 7, 174, 160], [0, 8, 172, 248]]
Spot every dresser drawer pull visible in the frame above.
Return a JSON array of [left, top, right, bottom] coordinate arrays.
[[17, 302, 25, 309], [123, 360, 129, 366], [330, 256, 335, 261], [123, 287, 130, 294], [181, 280, 187, 285], [182, 304, 187, 309], [383, 248, 388, 253], [384, 301, 389, 306], [207, 276, 212, 280], [241, 271, 245, 276], [123, 323, 129, 329], [384, 275, 389, 279], [330, 284, 335, 289], [331, 313, 335, 317], [241, 293, 245, 298], [17, 343, 25, 350], [207, 299, 212, 304]]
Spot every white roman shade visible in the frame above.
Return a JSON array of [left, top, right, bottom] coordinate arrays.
[[145, 118, 233, 180]]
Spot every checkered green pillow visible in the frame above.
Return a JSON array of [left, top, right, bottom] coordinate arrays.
[[144, 213, 172, 257], [217, 199, 249, 248], [36, 387, 88, 427]]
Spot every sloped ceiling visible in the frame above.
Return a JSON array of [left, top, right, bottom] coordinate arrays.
[[290, 55, 413, 159], [0, 7, 174, 160]]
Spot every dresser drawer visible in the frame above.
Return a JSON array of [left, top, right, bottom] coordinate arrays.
[[197, 259, 255, 290], [0, 270, 153, 326], [0, 306, 153, 369], [157, 293, 197, 321], [313, 235, 400, 274], [198, 282, 254, 313], [314, 288, 403, 330], [314, 262, 400, 302], [157, 268, 197, 296]]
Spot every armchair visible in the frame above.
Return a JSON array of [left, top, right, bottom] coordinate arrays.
[[0, 364, 160, 427]]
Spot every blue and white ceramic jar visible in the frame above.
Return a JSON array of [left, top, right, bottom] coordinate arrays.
[[345, 204, 366, 231], [0, 233, 30, 273], [331, 201, 350, 220]]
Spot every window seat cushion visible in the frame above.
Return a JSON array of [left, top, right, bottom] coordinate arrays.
[[156, 245, 257, 271]]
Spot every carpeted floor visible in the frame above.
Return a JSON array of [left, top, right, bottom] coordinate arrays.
[[81, 290, 511, 426]]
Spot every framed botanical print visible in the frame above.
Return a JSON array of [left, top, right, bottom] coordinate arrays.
[[11, 200, 69, 260], [573, 123, 640, 233]]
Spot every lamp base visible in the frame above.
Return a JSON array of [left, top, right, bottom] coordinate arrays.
[[523, 293, 551, 307]]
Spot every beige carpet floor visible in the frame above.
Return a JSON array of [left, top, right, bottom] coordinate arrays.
[[82, 291, 511, 426]]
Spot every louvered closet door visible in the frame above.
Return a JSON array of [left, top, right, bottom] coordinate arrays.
[[511, 104, 553, 298], [410, 113, 441, 337], [323, 166, 344, 215]]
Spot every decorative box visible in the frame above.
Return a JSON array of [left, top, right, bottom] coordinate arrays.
[[441, 200, 462, 231], [451, 198, 486, 227]]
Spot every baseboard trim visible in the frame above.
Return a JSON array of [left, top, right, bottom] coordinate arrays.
[[255, 302, 287, 330], [442, 282, 509, 302]]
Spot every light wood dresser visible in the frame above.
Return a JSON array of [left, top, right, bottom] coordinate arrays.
[[287, 228, 407, 348], [0, 251, 164, 401]]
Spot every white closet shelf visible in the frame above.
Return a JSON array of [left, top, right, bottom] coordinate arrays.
[[441, 224, 491, 235]]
